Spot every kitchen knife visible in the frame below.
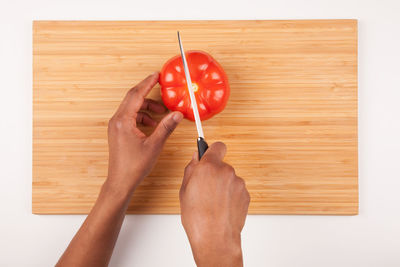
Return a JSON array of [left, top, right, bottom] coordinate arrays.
[[177, 31, 208, 159]]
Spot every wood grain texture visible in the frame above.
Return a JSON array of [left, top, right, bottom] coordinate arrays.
[[33, 20, 358, 215]]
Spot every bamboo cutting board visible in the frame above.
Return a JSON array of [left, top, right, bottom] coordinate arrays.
[[33, 20, 358, 215]]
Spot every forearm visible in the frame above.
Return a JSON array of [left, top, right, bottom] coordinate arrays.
[[56, 178, 133, 267]]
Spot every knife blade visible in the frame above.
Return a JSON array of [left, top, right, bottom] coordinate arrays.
[[177, 31, 208, 159]]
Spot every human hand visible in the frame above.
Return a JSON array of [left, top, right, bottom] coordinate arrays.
[[179, 142, 250, 267], [106, 72, 183, 195]]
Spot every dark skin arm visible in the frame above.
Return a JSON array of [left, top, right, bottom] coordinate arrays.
[[57, 72, 250, 267], [56, 72, 183, 267]]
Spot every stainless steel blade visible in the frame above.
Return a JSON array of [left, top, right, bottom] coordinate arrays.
[[177, 31, 204, 138]]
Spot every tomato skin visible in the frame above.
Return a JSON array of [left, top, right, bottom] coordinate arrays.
[[160, 50, 230, 121]]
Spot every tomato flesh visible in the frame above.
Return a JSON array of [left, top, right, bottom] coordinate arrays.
[[160, 51, 230, 121]]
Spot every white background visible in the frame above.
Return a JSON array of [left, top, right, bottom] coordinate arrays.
[[1, 0, 400, 266]]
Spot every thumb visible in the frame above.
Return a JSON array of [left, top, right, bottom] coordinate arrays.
[[148, 111, 183, 147]]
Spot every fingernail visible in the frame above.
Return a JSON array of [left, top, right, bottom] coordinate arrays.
[[172, 112, 183, 123], [152, 71, 159, 76]]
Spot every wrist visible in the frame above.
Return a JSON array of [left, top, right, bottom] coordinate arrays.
[[101, 177, 137, 203], [106, 166, 145, 193], [190, 233, 243, 267]]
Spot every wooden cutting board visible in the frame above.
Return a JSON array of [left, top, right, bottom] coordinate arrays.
[[33, 20, 358, 215]]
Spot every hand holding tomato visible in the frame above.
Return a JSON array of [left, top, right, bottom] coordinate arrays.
[[160, 51, 230, 121], [107, 73, 183, 193]]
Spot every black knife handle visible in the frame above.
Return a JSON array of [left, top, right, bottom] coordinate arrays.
[[197, 137, 208, 160]]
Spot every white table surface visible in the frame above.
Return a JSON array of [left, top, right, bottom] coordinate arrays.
[[1, 0, 400, 266]]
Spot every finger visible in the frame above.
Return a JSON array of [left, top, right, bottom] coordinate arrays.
[[135, 72, 160, 98], [192, 150, 199, 162], [136, 112, 157, 127], [184, 152, 198, 176], [182, 154, 197, 188], [147, 111, 183, 147], [201, 142, 227, 163], [116, 72, 159, 116], [141, 99, 166, 114]]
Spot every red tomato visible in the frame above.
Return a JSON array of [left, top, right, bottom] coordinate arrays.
[[159, 50, 230, 121]]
